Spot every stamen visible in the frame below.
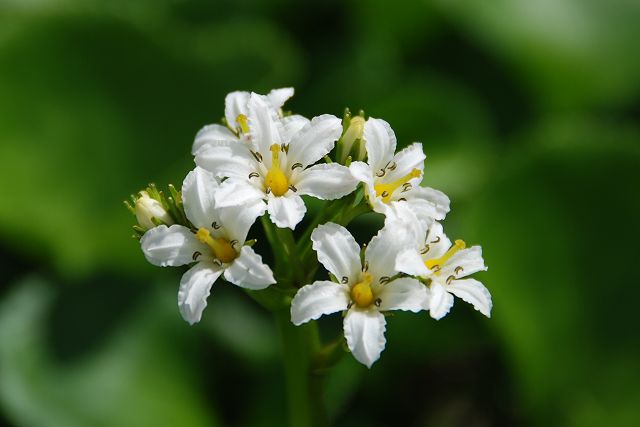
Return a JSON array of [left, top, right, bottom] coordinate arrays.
[[350, 273, 374, 308], [236, 114, 249, 134], [424, 239, 466, 274], [195, 227, 237, 263], [264, 144, 289, 197], [373, 168, 421, 203]]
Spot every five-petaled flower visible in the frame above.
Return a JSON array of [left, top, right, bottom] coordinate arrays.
[[192, 87, 296, 154], [349, 117, 450, 224], [140, 167, 275, 324], [391, 205, 492, 320], [290, 222, 428, 367], [195, 93, 358, 229]]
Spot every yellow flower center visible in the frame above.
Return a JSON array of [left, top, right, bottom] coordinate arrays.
[[195, 227, 237, 264], [236, 114, 249, 134], [350, 272, 374, 308], [265, 144, 289, 197], [373, 168, 421, 203], [425, 239, 466, 274]]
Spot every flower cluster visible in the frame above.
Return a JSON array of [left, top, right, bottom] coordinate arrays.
[[127, 88, 492, 367]]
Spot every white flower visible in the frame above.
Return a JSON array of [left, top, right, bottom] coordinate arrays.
[[135, 191, 174, 230], [195, 93, 359, 230], [140, 167, 275, 324], [348, 117, 450, 223], [391, 205, 491, 320], [290, 222, 428, 368], [192, 87, 296, 154]]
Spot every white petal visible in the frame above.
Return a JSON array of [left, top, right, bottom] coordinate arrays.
[[365, 225, 412, 283], [224, 91, 250, 130], [295, 163, 358, 200], [218, 198, 266, 244], [281, 114, 310, 142], [403, 186, 450, 221], [440, 246, 487, 279], [290, 280, 350, 325], [363, 118, 396, 172], [247, 93, 283, 159], [267, 87, 294, 110], [384, 142, 425, 182], [194, 140, 255, 180], [141, 225, 206, 267], [423, 221, 451, 260], [349, 161, 375, 188], [343, 308, 387, 368], [286, 114, 342, 167], [384, 202, 431, 248], [395, 249, 431, 277], [448, 278, 492, 317], [192, 124, 237, 154], [266, 193, 306, 229], [377, 278, 427, 312], [223, 246, 275, 290], [181, 167, 219, 229], [428, 282, 454, 320], [214, 179, 265, 208], [311, 222, 361, 283], [178, 261, 223, 325]]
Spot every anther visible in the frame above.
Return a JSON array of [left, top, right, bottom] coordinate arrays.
[[420, 245, 430, 255], [376, 168, 386, 177], [454, 266, 464, 275], [192, 251, 202, 261], [446, 275, 455, 285], [387, 162, 397, 171], [379, 276, 391, 284], [250, 150, 263, 163], [289, 185, 297, 192], [248, 172, 260, 179], [374, 298, 382, 307], [291, 162, 303, 170], [212, 221, 221, 229], [341, 276, 349, 284]]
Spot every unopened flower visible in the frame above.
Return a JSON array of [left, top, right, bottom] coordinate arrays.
[[135, 191, 174, 230], [140, 167, 275, 324], [192, 88, 298, 154], [290, 222, 427, 367], [195, 94, 358, 229], [391, 206, 491, 320], [349, 118, 449, 223], [339, 115, 365, 162]]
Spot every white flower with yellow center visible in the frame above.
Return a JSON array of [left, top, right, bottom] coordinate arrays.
[[290, 222, 428, 368], [348, 118, 450, 223], [195, 93, 358, 229], [140, 167, 275, 324], [391, 206, 491, 320], [192, 87, 297, 154]]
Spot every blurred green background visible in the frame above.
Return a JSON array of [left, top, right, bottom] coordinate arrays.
[[1, 0, 639, 426]]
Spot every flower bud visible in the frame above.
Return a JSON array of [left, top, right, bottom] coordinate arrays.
[[340, 116, 365, 162], [135, 191, 174, 230]]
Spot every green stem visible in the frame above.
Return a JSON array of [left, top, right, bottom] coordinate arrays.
[[275, 310, 328, 427]]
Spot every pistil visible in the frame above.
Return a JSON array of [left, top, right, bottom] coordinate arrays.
[[374, 168, 421, 203], [195, 228, 237, 263], [350, 272, 374, 308], [265, 144, 289, 196], [425, 239, 466, 274]]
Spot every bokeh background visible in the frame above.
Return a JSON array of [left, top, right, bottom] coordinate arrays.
[[1, 0, 639, 426]]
